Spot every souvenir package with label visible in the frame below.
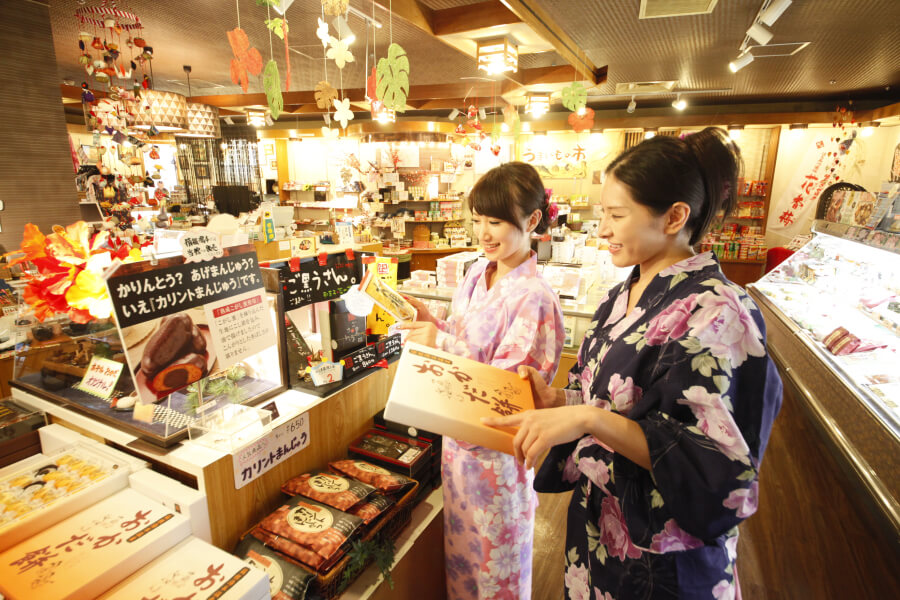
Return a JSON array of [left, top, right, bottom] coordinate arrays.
[[281, 470, 376, 511], [233, 535, 316, 600], [328, 458, 416, 493], [0, 488, 191, 599], [348, 428, 431, 480], [248, 525, 346, 573], [256, 495, 363, 570], [0, 399, 45, 469], [0, 444, 129, 551], [346, 492, 395, 525], [99, 537, 269, 600]]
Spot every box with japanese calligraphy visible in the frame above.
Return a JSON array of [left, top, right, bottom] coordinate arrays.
[[0, 444, 130, 552], [99, 537, 269, 600], [10, 245, 288, 447], [383, 342, 535, 455], [0, 487, 191, 600], [188, 403, 273, 452]]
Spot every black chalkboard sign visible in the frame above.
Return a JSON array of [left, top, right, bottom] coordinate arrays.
[[375, 334, 402, 361], [281, 252, 363, 309], [342, 344, 378, 378]]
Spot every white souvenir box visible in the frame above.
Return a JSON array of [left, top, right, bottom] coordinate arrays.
[[0, 488, 191, 600], [98, 537, 269, 600], [0, 443, 131, 552]]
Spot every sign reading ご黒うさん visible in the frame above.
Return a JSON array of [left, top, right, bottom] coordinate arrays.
[[280, 251, 363, 309]]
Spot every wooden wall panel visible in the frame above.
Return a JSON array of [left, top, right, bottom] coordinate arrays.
[[0, 0, 82, 253]]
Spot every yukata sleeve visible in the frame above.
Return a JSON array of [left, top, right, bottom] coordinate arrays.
[[614, 284, 782, 544]]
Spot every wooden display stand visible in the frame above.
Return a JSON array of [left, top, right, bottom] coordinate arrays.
[[12, 362, 447, 599]]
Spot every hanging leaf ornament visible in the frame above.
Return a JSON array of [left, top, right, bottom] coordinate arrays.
[[568, 107, 594, 133], [322, 0, 349, 16], [265, 18, 288, 40], [333, 97, 355, 129], [227, 28, 263, 93], [326, 36, 354, 69], [316, 18, 330, 48], [376, 43, 410, 113], [562, 82, 587, 112], [315, 81, 338, 109], [264, 60, 283, 119]]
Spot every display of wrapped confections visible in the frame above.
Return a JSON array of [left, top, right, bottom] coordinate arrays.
[[752, 228, 900, 425], [99, 537, 269, 600], [0, 444, 129, 550], [281, 470, 376, 511], [233, 535, 317, 600], [328, 458, 416, 494], [345, 492, 395, 526]]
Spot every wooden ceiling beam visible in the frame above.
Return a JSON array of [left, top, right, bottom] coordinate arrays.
[[374, 0, 434, 34], [289, 104, 323, 114], [431, 1, 521, 36], [500, 0, 604, 84]]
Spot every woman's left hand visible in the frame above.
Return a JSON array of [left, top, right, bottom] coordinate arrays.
[[396, 321, 438, 348], [483, 405, 593, 470]]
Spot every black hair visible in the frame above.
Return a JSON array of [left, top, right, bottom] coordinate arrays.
[[605, 127, 742, 245], [468, 161, 552, 234]]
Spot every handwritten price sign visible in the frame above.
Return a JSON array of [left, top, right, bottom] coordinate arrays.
[[76, 357, 125, 399], [233, 412, 310, 489], [180, 230, 224, 263]]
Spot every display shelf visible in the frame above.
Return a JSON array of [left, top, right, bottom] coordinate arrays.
[[720, 257, 766, 264]]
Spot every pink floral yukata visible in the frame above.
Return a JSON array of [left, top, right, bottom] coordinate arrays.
[[534, 252, 782, 600], [434, 251, 564, 599]]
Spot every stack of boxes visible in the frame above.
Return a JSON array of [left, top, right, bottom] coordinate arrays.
[[701, 224, 767, 260], [435, 251, 480, 288], [406, 270, 437, 291]]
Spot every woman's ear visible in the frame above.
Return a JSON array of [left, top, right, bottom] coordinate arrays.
[[525, 209, 542, 233], [664, 202, 691, 235]]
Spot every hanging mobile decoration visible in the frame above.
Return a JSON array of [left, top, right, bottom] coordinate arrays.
[[322, 0, 349, 16], [315, 81, 338, 109], [568, 107, 594, 133], [316, 18, 330, 47], [561, 82, 587, 113], [333, 97, 355, 129], [227, 28, 263, 92], [264, 15, 291, 92], [74, 0, 144, 85], [376, 44, 409, 112], [326, 35, 355, 69], [262, 3, 284, 118]]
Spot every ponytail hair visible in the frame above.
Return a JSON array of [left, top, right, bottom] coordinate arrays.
[[468, 161, 553, 234], [605, 127, 742, 244]]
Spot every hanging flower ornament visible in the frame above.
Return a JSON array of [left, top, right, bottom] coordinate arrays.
[[321, 126, 340, 140], [316, 18, 330, 48], [333, 97, 355, 129], [568, 107, 594, 133], [5, 222, 143, 324], [227, 28, 263, 93], [326, 36, 355, 69]]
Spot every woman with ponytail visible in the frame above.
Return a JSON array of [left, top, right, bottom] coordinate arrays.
[[485, 128, 782, 599], [400, 161, 564, 599]]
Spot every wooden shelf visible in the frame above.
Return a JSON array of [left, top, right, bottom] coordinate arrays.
[[720, 257, 766, 264]]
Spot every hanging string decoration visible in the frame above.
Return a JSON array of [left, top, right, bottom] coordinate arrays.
[[264, 61, 283, 119], [333, 97, 355, 129], [315, 81, 338, 109], [75, 0, 146, 85], [561, 82, 587, 113], [264, 16, 291, 91], [227, 28, 263, 92], [326, 35, 355, 69], [322, 0, 349, 16], [316, 18, 330, 47], [568, 107, 594, 133], [376, 43, 410, 112]]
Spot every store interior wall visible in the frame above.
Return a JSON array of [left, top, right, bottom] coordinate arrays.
[[767, 125, 900, 247], [0, 0, 82, 253]]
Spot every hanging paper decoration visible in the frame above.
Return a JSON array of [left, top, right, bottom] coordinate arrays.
[[321, 126, 340, 139], [263, 60, 283, 119], [316, 18, 330, 47], [333, 97, 355, 129], [265, 17, 291, 92], [376, 43, 410, 113], [227, 28, 263, 93], [322, 0, 349, 16], [561, 82, 587, 112], [366, 67, 380, 115], [503, 103, 519, 127], [315, 81, 338, 109], [74, 1, 145, 85], [568, 107, 594, 133], [326, 36, 354, 69]]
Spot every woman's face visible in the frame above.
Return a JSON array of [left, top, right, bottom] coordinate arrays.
[[598, 174, 673, 269], [472, 210, 532, 264]]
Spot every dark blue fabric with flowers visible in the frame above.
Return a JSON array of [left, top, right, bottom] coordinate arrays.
[[534, 252, 782, 600]]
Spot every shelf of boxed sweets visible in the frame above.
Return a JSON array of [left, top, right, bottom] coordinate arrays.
[[701, 221, 768, 263]]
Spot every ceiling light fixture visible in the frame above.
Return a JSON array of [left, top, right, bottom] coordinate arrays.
[[728, 125, 744, 140], [525, 92, 550, 118], [270, 0, 294, 16], [759, 0, 792, 26], [577, 106, 586, 116], [746, 22, 773, 45], [223, 116, 234, 125], [644, 129, 657, 139], [332, 15, 354, 42], [448, 108, 460, 121], [247, 110, 266, 128], [729, 52, 755, 72], [132, 90, 188, 131], [375, 107, 396, 124], [180, 103, 221, 138], [265, 113, 275, 126], [521, 122, 531, 132], [626, 96, 636, 113], [860, 121, 881, 137], [476, 37, 518, 75], [671, 94, 687, 110]]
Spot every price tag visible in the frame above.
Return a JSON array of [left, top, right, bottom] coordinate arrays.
[[75, 357, 124, 399], [233, 411, 310, 489]]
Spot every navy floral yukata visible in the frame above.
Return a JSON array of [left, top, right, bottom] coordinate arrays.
[[534, 252, 782, 600]]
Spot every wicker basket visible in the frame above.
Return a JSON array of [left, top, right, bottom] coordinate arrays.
[[314, 480, 419, 599]]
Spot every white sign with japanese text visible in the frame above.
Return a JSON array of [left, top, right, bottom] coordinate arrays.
[[203, 288, 275, 370], [75, 356, 125, 399], [233, 411, 310, 489], [180, 230, 224, 264]]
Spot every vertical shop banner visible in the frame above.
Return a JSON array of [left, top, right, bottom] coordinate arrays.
[[769, 135, 847, 241], [280, 252, 362, 309], [107, 246, 270, 404]]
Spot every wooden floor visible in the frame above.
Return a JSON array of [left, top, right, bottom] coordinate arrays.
[[530, 389, 900, 599]]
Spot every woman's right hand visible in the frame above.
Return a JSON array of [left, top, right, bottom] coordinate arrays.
[[518, 365, 565, 409], [402, 294, 435, 323]]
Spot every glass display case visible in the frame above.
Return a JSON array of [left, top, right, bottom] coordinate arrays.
[[747, 219, 900, 537], [10, 245, 287, 447]]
